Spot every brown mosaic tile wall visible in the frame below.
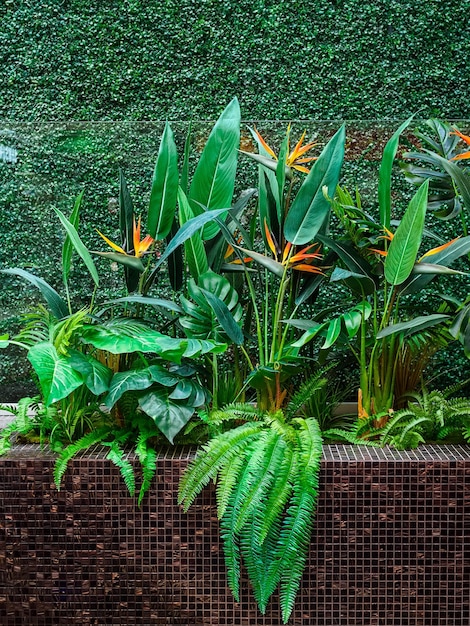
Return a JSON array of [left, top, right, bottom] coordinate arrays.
[[0, 444, 469, 625]]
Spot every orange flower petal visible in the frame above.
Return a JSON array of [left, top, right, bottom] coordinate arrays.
[[291, 264, 324, 274], [97, 230, 127, 255], [451, 150, 470, 161], [370, 248, 388, 257], [254, 127, 277, 160], [282, 241, 292, 264], [419, 237, 460, 261], [451, 129, 470, 145], [264, 219, 278, 256], [292, 165, 311, 174]]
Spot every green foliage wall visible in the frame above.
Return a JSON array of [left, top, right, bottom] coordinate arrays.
[[1, 0, 469, 121]]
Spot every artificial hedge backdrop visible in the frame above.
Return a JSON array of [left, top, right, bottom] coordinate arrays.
[[0, 0, 469, 122], [0, 0, 469, 395]]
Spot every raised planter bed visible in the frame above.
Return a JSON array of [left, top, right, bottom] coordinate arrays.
[[0, 444, 469, 625]]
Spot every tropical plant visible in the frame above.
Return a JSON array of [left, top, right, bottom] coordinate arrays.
[[377, 387, 470, 449], [179, 376, 326, 624], [317, 120, 470, 419]]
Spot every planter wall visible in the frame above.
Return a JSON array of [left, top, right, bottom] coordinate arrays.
[[0, 444, 469, 625]]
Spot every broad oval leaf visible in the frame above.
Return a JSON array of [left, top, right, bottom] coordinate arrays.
[[104, 368, 155, 408], [189, 97, 240, 240], [28, 342, 83, 406], [384, 180, 429, 285], [68, 349, 112, 395], [148, 121, 179, 240], [139, 388, 194, 443], [284, 124, 345, 245], [178, 187, 208, 280]]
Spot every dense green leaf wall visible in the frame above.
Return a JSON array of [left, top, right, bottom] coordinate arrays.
[[0, 0, 469, 121]]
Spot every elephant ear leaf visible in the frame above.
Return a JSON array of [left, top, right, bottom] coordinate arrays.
[[189, 97, 240, 240], [284, 124, 345, 245], [28, 342, 83, 406], [385, 180, 429, 286], [148, 121, 179, 240]]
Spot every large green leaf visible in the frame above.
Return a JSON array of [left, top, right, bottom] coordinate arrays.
[[53, 207, 99, 287], [139, 388, 194, 443], [81, 319, 225, 361], [178, 187, 209, 280], [400, 235, 470, 294], [67, 349, 112, 395], [384, 180, 429, 285], [28, 342, 83, 405], [189, 97, 240, 240], [0, 268, 68, 319], [376, 313, 450, 340], [147, 121, 179, 240], [378, 115, 414, 229], [180, 271, 243, 344], [104, 368, 156, 408], [102, 295, 183, 314], [284, 125, 345, 245], [90, 250, 145, 272]]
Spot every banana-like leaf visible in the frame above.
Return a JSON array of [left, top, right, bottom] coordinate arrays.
[[139, 388, 195, 443], [148, 121, 179, 240], [400, 235, 470, 294], [53, 207, 99, 287], [384, 180, 429, 286], [378, 115, 414, 229], [91, 250, 145, 272], [284, 125, 345, 245], [318, 235, 376, 295], [178, 187, 209, 281], [180, 122, 192, 194], [0, 268, 68, 319], [376, 313, 450, 340], [119, 169, 140, 293], [62, 191, 83, 288], [189, 97, 240, 240], [450, 302, 470, 357], [28, 342, 83, 406], [67, 349, 112, 395], [411, 263, 468, 276], [0, 334, 8, 348]]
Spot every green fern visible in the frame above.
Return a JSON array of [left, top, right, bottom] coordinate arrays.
[[54, 426, 115, 488], [178, 405, 324, 623], [104, 439, 136, 496]]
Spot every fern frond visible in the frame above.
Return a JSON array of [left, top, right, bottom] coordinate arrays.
[[324, 427, 381, 446], [178, 421, 263, 511], [53, 309, 89, 355], [220, 500, 242, 600], [104, 440, 136, 496], [135, 437, 158, 506], [285, 369, 329, 419], [216, 453, 246, 518], [207, 402, 265, 425], [258, 446, 297, 543], [233, 430, 286, 534], [53, 426, 114, 488]]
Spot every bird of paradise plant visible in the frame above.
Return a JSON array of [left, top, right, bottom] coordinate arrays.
[[321, 120, 470, 420]]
